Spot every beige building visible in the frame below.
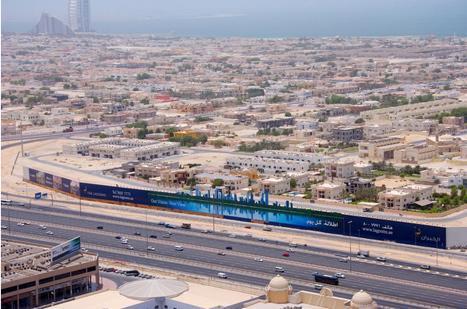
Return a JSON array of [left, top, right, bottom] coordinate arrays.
[[312, 182, 345, 200], [360, 99, 465, 121], [358, 137, 405, 161], [325, 160, 355, 179], [195, 172, 249, 191], [258, 177, 291, 195], [394, 144, 438, 164], [1, 241, 99, 309], [378, 184, 433, 210]]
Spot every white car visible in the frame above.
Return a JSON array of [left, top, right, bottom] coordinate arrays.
[[81, 248, 89, 253], [127, 245, 134, 250], [1, 225, 7, 230], [335, 273, 345, 278], [228, 234, 236, 238], [254, 257, 264, 262], [314, 284, 323, 291], [217, 272, 228, 279], [175, 246, 184, 251], [288, 243, 298, 247], [275, 266, 285, 273], [376, 256, 387, 262], [147, 246, 156, 251], [46, 231, 54, 235], [121, 239, 128, 244], [17, 222, 25, 226], [39, 225, 47, 230], [287, 248, 295, 252]]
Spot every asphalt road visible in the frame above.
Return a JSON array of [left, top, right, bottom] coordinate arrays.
[[2, 203, 467, 308]]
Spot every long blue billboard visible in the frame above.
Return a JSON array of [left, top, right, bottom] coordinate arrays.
[[78, 182, 446, 249], [24, 167, 446, 249]]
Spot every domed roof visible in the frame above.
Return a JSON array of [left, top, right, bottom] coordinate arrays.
[[351, 290, 374, 305], [119, 279, 189, 300], [268, 275, 289, 291]]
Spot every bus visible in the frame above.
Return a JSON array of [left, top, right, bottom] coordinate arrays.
[[314, 273, 339, 285]]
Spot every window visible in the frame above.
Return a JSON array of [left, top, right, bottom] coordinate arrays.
[[39, 276, 54, 285], [87, 266, 97, 272], [55, 272, 71, 280], [19, 281, 35, 290], [2, 286, 18, 294]]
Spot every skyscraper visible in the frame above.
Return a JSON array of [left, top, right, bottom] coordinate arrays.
[[68, 0, 90, 32]]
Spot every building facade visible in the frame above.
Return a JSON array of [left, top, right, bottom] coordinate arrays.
[[68, 0, 90, 32]]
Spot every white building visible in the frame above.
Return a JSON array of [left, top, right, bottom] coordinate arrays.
[[226, 156, 310, 174], [258, 177, 291, 195], [254, 150, 329, 166], [195, 172, 249, 191]]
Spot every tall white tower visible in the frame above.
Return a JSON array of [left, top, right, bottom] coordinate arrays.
[[68, 0, 90, 32]]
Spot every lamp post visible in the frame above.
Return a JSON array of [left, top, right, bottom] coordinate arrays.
[[348, 220, 353, 272]]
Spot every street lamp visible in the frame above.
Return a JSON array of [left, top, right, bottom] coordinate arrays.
[[348, 220, 353, 272]]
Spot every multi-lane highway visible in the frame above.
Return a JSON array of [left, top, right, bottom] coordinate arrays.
[[2, 202, 467, 308]]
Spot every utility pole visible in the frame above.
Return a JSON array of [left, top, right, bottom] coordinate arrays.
[[348, 220, 353, 272], [20, 121, 24, 156]]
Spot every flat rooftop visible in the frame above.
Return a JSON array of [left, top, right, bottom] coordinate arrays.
[[1, 240, 96, 284]]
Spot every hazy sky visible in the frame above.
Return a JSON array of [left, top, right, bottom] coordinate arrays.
[[2, 0, 467, 36]]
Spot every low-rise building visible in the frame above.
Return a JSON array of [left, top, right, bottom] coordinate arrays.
[[195, 172, 249, 191], [226, 156, 310, 174], [344, 177, 375, 194], [378, 184, 433, 210], [394, 143, 438, 164], [331, 126, 364, 143], [358, 136, 405, 161], [312, 182, 345, 200], [256, 117, 295, 129], [1, 240, 99, 309], [254, 150, 329, 166], [258, 177, 290, 195], [325, 160, 355, 179]]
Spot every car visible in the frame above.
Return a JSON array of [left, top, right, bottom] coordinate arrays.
[[282, 252, 290, 257], [225, 246, 233, 250], [115, 236, 122, 240], [23, 221, 31, 225], [147, 246, 156, 251], [96, 226, 104, 230], [314, 284, 323, 291], [339, 258, 348, 263], [81, 248, 89, 253], [245, 233, 253, 238], [121, 239, 128, 244], [275, 266, 285, 273], [106, 267, 116, 272], [165, 224, 175, 229], [228, 234, 236, 238], [201, 230, 210, 234], [149, 235, 158, 239], [288, 243, 298, 247], [134, 232, 141, 236], [217, 251, 226, 256], [244, 225, 251, 229], [17, 222, 25, 226], [262, 226, 272, 232], [287, 248, 295, 252], [175, 246, 184, 251], [254, 257, 264, 262], [335, 273, 345, 278], [158, 222, 166, 226], [39, 224, 47, 229], [46, 231, 54, 235], [127, 245, 134, 250], [217, 272, 228, 279], [1, 225, 8, 230], [356, 254, 366, 259], [162, 234, 171, 238], [376, 256, 386, 262], [420, 264, 431, 270], [257, 238, 267, 242]]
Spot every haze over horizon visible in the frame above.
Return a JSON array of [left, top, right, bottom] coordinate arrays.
[[2, 0, 467, 37]]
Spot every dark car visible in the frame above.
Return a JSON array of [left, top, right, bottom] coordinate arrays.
[[97, 226, 104, 230], [149, 235, 158, 239], [134, 232, 141, 236], [115, 236, 122, 240], [420, 264, 431, 270], [165, 224, 175, 229], [282, 252, 290, 257], [225, 246, 233, 250]]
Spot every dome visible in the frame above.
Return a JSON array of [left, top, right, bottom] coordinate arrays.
[[268, 275, 289, 291], [119, 279, 189, 300], [351, 290, 375, 307]]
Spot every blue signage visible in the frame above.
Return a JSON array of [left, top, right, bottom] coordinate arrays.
[[35, 192, 42, 199]]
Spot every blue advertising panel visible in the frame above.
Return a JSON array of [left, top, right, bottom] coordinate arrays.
[[62, 178, 71, 193], [29, 168, 38, 183], [44, 173, 54, 188], [51, 237, 81, 264]]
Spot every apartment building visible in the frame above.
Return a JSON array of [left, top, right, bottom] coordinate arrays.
[[392, 119, 438, 132], [119, 142, 179, 161], [258, 177, 291, 195], [254, 150, 329, 166], [195, 172, 249, 191], [226, 156, 310, 174], [324, 160, 355, 179], [256, 117, 295, 129], [378, 184, 433, 210], [360, 99, 465, 121], [331, 126, 364, 143], [312, 182, 345, 200], [394, 143, 438, 164], [358, 137, 405, 161], [134, 161, 180, 178], [344, 177, 375, 194]]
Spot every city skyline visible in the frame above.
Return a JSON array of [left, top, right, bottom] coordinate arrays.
[[68, 0, 91, 32]]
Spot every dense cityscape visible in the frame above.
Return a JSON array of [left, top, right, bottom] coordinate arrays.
[[1, 1, 467, 308]]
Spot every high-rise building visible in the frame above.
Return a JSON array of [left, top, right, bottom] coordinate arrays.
[[68, 0, 90, 32]]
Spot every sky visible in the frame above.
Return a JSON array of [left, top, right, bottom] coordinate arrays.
[[2, 0, 467, 37]]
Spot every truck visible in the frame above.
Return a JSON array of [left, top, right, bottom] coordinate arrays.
[[62, 126, 74, 133], [181, 223, 191, 229]]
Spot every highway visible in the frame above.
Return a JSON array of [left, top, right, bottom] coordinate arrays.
[[2, 202, 467, 308]]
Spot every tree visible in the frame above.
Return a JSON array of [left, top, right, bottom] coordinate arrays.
[[140, 97, 150, 105], [186, 178, 197, 188], [137, 130, 146, 139], [450, 186, 458, 198], [284, 112, 292, 117], [212, 178, 224, 188], [136, 72, 152, 80], [290, 178, 297, 189], [355, 118, 365, 124]]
